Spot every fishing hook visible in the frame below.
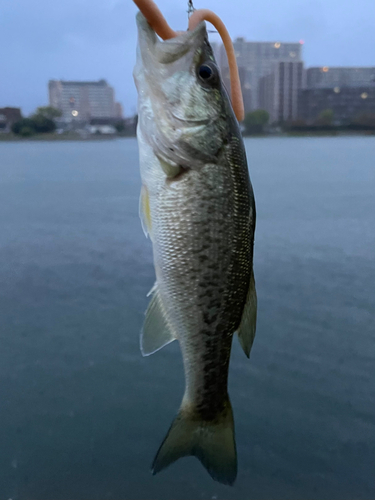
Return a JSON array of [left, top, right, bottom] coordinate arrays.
[[187, 0, 195, 17]]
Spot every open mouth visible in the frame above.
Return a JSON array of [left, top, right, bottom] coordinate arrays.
[[171, 112, 210, 126], [136, 12, 206, 65]]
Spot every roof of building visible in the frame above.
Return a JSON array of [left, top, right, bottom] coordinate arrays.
[[49, 79, 109, 86]]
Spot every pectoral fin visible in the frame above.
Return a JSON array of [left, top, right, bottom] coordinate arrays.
[[141, 285, 177, 356], [237, 272, 257, 358], [158, 157, 181, 178], [139, 185, 152, 239]]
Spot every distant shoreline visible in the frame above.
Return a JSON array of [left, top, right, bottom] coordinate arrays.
[[1, 131, 374, 142], [244, 130, 375, 138], [0, 133, 121, 142]]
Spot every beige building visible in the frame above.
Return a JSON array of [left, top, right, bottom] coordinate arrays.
[[49, 79, 123, 122]]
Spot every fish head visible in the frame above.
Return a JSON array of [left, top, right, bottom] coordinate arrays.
[[134, 12, 235, 168]]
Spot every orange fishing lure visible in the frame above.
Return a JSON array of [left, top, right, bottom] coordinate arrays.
[[132, 0, 244, 121]]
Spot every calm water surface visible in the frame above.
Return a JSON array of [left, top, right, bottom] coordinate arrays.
[[0, 137, 374, 499]]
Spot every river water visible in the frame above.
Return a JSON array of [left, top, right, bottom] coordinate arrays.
[[0, 137, 374, 499]]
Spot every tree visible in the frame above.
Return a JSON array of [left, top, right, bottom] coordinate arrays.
[[317, 109, 334, 126], [12, 118, 36, 135], [243, 109, 270, 134], [11, 115, 56, 135], [35, 106, 62, 120], [19, 126, 34, 137], [115, 120, 125, 133], [31, 114, 56, 133]]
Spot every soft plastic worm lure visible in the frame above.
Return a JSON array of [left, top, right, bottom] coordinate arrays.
[[132, 0, 244, 121]]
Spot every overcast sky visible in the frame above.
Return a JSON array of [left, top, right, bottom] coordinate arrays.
[[1, 0, 374, 116]]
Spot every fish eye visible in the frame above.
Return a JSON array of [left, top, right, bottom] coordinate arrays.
[[199, 65, 213, 80], [197, 62, 218, 85]]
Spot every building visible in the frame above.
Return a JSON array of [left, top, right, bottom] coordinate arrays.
[[298, 66, 375, 124], [49, 79, 122, 122], [306, 67, 375, 89], [87, 117, 118, 135], [218, 39, 303, 112], [259, 61, 304, 123], [114, 102, 123, 119], [299, 87, 375, 124], [0, 107, 22, 133]]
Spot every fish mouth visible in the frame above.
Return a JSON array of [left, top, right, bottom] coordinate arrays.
[[171, 112, 210, 126], [136, 12, 207, 65]]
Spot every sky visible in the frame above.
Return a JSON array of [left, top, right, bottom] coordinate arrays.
[[1, 0, 374, 116]]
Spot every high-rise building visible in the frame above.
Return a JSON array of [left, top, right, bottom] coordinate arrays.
[[259, 61, 304, 123], [218, 39, 303, 112], [49, 79, 122, 121], [299, 87, 375, 124], [298, 66, 375, 124], [306, 67, 375, 89]]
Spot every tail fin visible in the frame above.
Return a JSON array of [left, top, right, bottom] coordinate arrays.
[[152, 400, 237, 485]]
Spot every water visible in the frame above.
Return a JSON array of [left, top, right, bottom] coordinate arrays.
[[0, 137, 374, 499]]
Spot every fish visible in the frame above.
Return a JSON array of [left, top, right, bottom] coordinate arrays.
[[133, 11, 257, 485]]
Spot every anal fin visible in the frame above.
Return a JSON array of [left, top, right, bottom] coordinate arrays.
[[237, 271, 257, 358], [141, 285, 177, 356]]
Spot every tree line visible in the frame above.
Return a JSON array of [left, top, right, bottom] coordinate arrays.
[[12, 107, 62, 136], [11, 106, 374, 137], [242, 109, 375, 135]]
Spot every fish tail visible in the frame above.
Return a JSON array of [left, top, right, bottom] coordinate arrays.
[[152, 398, 237, 485]]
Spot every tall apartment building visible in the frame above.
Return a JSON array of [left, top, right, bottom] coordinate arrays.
[[299, 87, 375, 124], [49, 79, 122, 121], [298, 66, 375, 124], [218, 39, 303, 112], [259, 61, 304, 123], [306, 67, 375, 89]]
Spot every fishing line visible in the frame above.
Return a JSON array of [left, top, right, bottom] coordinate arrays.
[[187, 0, 195, 16]]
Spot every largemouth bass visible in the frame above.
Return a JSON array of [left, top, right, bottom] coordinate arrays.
[[133, 12, 257, 485]]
